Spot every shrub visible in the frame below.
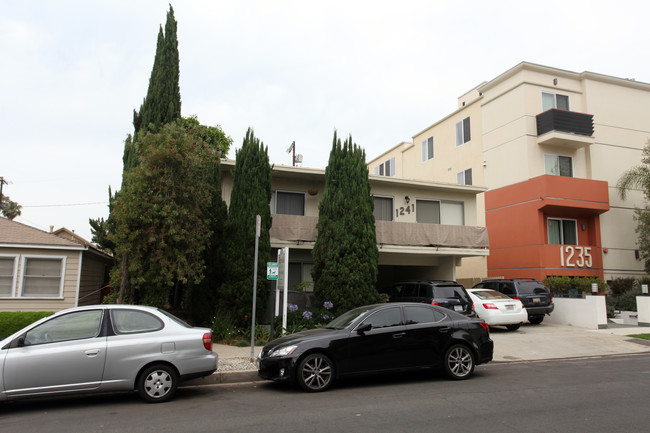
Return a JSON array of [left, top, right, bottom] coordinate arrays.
[[607, 288, 642, 312], [211, 311, 238, 343], [543, 276, 607, 296], [609, 278, 637, 295], [0, 311, 53, 339]]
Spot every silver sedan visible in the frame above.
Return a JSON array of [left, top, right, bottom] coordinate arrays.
[[0, 304, 217, 403]]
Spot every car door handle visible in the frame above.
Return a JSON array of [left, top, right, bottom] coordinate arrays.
[[85, 349, 101, 357], [392, 332, 406, 339], [439, 327, 451, 333]]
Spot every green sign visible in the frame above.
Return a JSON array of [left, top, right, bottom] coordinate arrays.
[[267, 262, 279, 280]]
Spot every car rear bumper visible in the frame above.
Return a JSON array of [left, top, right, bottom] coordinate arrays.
[[526, 303, 554, 317]]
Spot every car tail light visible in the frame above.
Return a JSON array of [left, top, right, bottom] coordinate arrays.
[[479, 322, 489, 333], [550, 294, 554, 302], [430, 301, 440, 306], [202, 333, 213, 351], [483, 303, 498, 310], [513, 296, 521, 300]]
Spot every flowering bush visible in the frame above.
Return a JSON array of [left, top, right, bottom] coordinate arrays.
[[273, 301, 337, 336]]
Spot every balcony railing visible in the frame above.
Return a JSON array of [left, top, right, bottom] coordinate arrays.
[[536, 109, 594, 137], [269, 214, 489, 249]]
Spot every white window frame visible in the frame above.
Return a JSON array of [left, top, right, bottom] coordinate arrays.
[[542, 91, 570, 111], [547, 218, 578, 245], [455, 117, 471, 146], [456, 168, 473, 185], [384, 157, 396, 177], [421, 137, 434, 161], [0, 254, 19, 298], [545, 154, 573, 177], [271, 190, 306, 216], [19, 255, 66, 298], [440, 201, 465, 226]]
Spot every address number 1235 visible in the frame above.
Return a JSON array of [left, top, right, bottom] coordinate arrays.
[[559, 246, 592, 268]]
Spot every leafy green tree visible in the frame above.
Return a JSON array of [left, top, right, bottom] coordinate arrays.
[[1, 195, 21, 220], [111, 119, 229, 308], [618, 140, 650, 273], [221, 129, 273, 325], [312, 132, 380, 316]]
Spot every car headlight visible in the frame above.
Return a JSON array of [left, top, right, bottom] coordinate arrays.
[[269, 345, 298, 357]]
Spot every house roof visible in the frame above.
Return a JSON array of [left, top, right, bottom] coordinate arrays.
[[0, 218, 87, 249]]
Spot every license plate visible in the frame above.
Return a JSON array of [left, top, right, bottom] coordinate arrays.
[[454, 305, 463, 312], [506, 305, 514, 310], [532, 297, 541, 303]]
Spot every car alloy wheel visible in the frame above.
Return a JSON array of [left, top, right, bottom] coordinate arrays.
[[443, 344, 474, 380], [138, 364, 178, 403], [297, 353, 334, 392]]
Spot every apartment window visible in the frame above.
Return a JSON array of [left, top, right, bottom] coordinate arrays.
[[441, 202, 464, 226], [21, 257, 65, 298], [374, 196, 393, 221], [455, 117, 471, 146], [416, 199, 441, 224], [272, 191, 305, 215], [542, 92, 570, 111], [421, 137, 434, 161], [375, 158, 396, 177], [456, 168, 473, 185], [0, 256, 17, 297], [548, 218, 578, 245], [545, 155, 573, 177]]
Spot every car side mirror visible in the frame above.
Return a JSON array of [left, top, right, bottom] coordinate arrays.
[[357, 323, 372, 334]]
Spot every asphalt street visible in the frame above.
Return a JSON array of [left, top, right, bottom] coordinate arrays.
[[2, 353, 650, 433]]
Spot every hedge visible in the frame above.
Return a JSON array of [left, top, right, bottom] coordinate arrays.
[[0, 312, 53, 339]]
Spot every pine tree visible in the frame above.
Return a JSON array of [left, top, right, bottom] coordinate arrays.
[[221, 129, 273, 325], [312, 132, 380, 316]]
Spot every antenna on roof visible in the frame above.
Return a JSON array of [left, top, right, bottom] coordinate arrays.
[[286, 141, 303, 166]]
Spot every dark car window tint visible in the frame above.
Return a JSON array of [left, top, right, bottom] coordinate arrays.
[[435, 286, 464, 299], [402, 284, 420, 297], [500, 282, 516, 295], [404, 306, 445, 324], [364, 308, 402, 329], [516, 281, 549, 295], [111, 310, 163, 334], [388, 284, 404, 297], [24, 310, 103, 345]]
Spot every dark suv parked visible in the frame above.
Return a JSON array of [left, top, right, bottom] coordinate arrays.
[[384, 280, 475, 317], [472, 278, 554, 324]]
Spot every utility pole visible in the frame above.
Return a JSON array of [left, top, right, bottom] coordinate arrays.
[[0, 176, 7, 211]]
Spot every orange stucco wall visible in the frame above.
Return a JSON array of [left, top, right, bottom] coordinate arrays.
[[485, 175, 609, 280]]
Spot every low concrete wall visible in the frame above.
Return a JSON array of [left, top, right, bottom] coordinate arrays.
[[637, 296, 650, 327], [546, 296, 608, 329]]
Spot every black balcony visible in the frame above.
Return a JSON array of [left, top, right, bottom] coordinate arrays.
[[536, 109, 594, 137]]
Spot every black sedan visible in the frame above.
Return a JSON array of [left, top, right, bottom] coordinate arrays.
[[257, 303, 493, 392]]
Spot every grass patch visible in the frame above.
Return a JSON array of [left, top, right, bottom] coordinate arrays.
[[628, 334, 650, 340], [0, 311, 54, 339]]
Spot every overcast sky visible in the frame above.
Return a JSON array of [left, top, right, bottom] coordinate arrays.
[[2, 0, 650, 241]]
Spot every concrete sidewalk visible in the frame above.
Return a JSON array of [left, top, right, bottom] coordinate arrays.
[[185, 323, 650, 387]]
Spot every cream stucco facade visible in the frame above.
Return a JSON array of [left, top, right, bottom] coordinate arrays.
[[369, 62, 650, 282]]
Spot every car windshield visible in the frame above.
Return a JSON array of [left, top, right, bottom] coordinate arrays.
[[471, 290, 509, 300], [325, 305, 375, 329]]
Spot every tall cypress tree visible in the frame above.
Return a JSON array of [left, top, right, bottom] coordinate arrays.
[[91, 4, 181, 250], [133, 4, 181, 136], [312, 132, 380, 316], [221, 128, 273, 325]]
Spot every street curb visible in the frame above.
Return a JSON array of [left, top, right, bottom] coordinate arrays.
[[183, 370, 259, 386]]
